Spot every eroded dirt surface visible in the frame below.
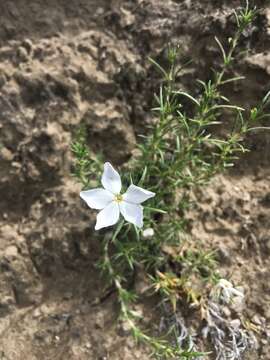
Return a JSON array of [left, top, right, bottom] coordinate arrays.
[[0, 0, 270, 359]]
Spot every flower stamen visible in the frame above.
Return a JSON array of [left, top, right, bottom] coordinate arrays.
[[114, 194, 123, 203]]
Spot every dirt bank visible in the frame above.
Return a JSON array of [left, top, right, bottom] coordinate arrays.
[[0, 1, 269, 359]]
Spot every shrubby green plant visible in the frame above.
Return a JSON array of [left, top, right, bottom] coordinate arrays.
[[72, 2, 268, 359]]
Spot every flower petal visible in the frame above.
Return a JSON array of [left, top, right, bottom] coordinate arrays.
[[123, 184, 155, 204], [80, 188, 114, 210], [120, 201, 143, 228], [95, 202, 120, 230], [101, 162, 122, 194]]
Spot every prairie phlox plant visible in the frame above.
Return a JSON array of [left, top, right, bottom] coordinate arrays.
[[72, 2, 269, 358]]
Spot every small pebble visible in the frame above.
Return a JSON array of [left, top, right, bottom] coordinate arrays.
[[4, 245, 18, 258], [252, 315, 263, 326], [1, 147, 13, 161], [22, 39, 33, 53], [230, 319, 241, 329], [17, 46, 28, 62]]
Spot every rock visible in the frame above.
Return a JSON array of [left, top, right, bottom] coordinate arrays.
[[33, 308, 42, 318], [230, 319, 241, 329], [217, 246, 231, 265], [252, 315, 264, 326], [84, 101, 136, 164], [4, 245, 18, 258], [21, 39, 33, 53], [117, 320, 132, 337], [95, 312, 105, 329], [0, 147, 13, 161], [85, 342, 92, 349], [119, 7, 135, 27], [17, 46, 29, 62], [231, 295, 245, 313], [40, 304, 51, 315]]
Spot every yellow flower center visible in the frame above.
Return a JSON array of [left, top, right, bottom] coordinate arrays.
[[114, 194, 123, 203]]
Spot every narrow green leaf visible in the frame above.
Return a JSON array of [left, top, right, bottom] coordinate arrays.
[[220, 76, 245, 85], [148, 57, 168, 78], [144, 207, 167, 214], [174, 91, 200, 106], [215, 36, 227, 63], [263, 90, 270, 105], [138, 166, 148, 186], [212, 104, 245, 112], [246, 126, 270, 132]]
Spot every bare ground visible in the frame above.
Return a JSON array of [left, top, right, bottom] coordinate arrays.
[[0, 0, 270, 359]]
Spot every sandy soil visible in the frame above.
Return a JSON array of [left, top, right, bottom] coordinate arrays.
[[0, 0, 270, 359]]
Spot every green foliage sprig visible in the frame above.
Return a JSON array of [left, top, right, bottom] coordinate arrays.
[[72, 2, 268, 358]]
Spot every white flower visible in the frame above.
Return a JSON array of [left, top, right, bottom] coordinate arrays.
[[212, 279, 244, 304], [142, 228, 154, 238], [80, 162, 155, 230]]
